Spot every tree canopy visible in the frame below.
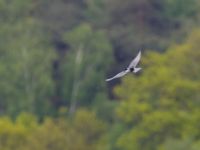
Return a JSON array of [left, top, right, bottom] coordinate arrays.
[[114, 29, 200, 150]]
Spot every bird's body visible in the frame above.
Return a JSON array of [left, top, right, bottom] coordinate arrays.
[[129, 67, 134, 72], [106, 51, 142, 82]]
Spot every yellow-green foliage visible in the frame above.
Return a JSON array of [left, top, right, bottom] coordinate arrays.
[[0, 109, 108, 150], [0, 113, 36, 150], [114, 29, 200, 150]]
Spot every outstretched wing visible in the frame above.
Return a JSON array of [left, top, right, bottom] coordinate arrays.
[[106, 71, 128, 82], [128, 51, 141, 68]]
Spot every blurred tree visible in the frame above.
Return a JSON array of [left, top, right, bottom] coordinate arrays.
[[113, 29, 200, 150], [24, 109, 108, 150], [0, 0, 56, 117], [0, 110, 108, 150], [160, 137, 200, 150], [61, 23, 113, 114], [0, 113, 37, 150], [84, 0, 108, 26], [86, 0, 200, 57], [34, 0, 86, 35], [0, 0, 34, 20]]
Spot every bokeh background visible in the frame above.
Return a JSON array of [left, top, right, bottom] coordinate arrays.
[[0, 0, 200, 149]]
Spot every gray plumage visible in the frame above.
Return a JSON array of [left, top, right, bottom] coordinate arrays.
[[106, 51, 142, 82]]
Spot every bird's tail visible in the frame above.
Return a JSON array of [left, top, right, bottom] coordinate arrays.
[[133, 67, 142, 73]]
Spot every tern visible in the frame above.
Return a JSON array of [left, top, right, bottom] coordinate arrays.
[[106, 51, 142, 82]]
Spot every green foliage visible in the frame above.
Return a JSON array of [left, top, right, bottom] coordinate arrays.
[[0, 0, 56, 117], [164, 0, 198, 19], [1, 0, 200, 149], [0, 110, 108, 150], [0, 0, 33, 22], [0, 113, 36, 150], [90, 0, 200, 54], [61, 23, 113, 113], [160, 137, 200, 150], [114, 29, 200, 150], [34, 0, 85, 33]]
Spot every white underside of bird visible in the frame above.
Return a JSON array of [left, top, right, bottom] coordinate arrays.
[[106, 51, 142, 82]]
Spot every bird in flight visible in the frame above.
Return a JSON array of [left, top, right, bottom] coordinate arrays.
[[106, 51, 142, 82]]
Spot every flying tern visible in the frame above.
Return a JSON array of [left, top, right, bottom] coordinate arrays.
[[106, 51, 142, 82]]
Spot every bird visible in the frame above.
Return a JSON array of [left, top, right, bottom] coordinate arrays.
[[106, 51, 142, 82]]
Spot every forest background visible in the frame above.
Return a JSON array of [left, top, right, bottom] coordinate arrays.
[[1, 0, 200, 149]]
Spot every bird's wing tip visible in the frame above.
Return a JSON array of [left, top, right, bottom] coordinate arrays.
[[106, 78, 112, 82]]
